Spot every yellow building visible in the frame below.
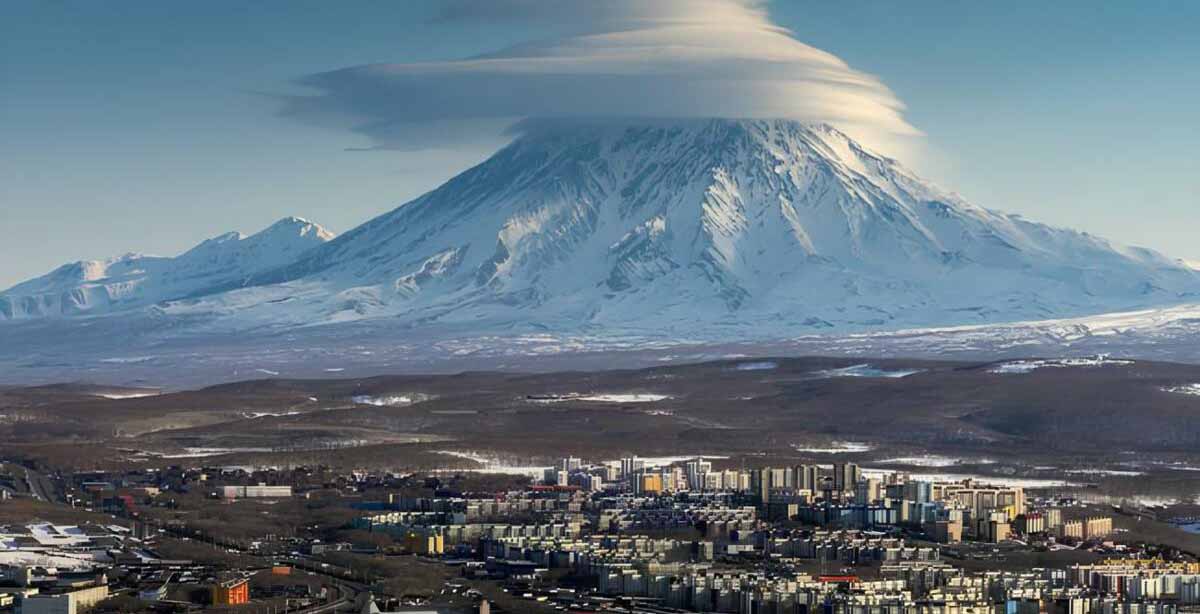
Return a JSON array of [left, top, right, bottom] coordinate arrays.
[[931, 519, 963, 544], [639, 473, 664, 495], [1083, 516, 1113, 539], [403, 529, 445, 555], [1098, 559, 1200, 573], [1059, 517, 1112, 541]]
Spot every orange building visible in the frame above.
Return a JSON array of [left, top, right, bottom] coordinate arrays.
[[639, 473, 664, 495], [212, 578, 250, 605]]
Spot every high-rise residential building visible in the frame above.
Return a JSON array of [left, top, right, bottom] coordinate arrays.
[[770, 467, 788, 489], [834, 463, 861, 493], [935, 482, 1025, 520], [738, 472, 752, 492], [750, 468, 770, 504], [666, 467, 685, 492], [721, 470, 743, 491], [1061, 520, 1084, 539], [903, 481, 933, 504], [1017, 513, 1046, 535], [1045, 508, 1063, 530], [638, 473, 664, 495], [685, 459, 712, 490], [584, 474, 604, 492], [603, 464, 620, 482], [855, 478, 882, 505], [1084, 517, 1113, 539], [620, 456, 644, 479], [793, 465, 819, 491], [931, 519, 963, 543]]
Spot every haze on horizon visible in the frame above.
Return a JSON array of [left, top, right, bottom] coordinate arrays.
[[3, 0, 1198, 289]]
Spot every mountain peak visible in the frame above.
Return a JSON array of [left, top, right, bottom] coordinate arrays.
[[0, 216, 333, 320], [262, 216, 336, 242], [222, 117, 1196, 332]]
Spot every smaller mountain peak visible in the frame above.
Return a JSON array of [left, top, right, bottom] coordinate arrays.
[[209, 231, 247, 244], [180, 231, 246, 259], [273, 215, 311, 227], [262, 216, 336, 241]]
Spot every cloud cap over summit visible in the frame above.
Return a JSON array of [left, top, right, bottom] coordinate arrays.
[[280, 0, 918, 154]]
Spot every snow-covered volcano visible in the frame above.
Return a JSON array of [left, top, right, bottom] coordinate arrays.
[[2, 119, 1197, 338]]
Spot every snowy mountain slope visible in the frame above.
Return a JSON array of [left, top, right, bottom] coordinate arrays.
[[2, 119, 1197, 340], [164, 118, 1197, 334], [0, 217, 333, 320]]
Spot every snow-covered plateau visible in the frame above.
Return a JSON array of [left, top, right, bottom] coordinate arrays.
[[4, 119, 1200, 385]]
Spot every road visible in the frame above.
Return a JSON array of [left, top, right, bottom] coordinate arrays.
[[20, 465, 60, 503]]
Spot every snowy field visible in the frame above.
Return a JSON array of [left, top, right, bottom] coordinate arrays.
[[351, 394, 431, 406], [812, 364, 924, 379], [792, 441, 873, 454], [988, 355, 1134, 374], [527, 393, 672, 403]]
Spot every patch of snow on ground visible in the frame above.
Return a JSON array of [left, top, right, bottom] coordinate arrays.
[[352, 394, 427, 406], [162, 447, 274, 458], [813, 364, 923, 379], [528, 393, 671, 403], [94, 391, 160, 399], [1127, 496, 1181, 507], [1163, 384, 1200, 396], [579, 393, 670, 403], [875, 455, 996, 468], [241, 411, 301, 419], [989, 355, 1134, 374], [735, 361, 778, 371], [793, 441, 873, 454], [1065, 468, 1145, 477], [98, 356, 157, 364], [434, 451, 550, 478]]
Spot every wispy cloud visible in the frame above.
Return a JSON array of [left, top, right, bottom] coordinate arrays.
[[280, 0, 918, 153]]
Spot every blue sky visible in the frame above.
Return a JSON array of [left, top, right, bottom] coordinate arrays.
[[3, 1, 1198, 288]]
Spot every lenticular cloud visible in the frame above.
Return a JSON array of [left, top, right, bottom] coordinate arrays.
[[280, 0, 918, 152]]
